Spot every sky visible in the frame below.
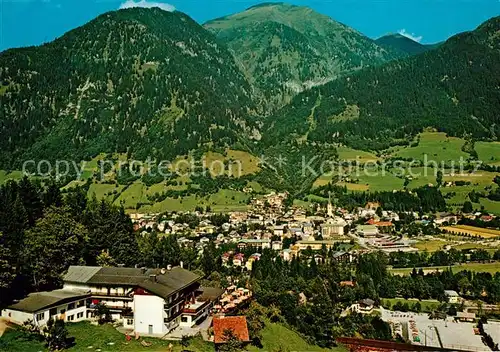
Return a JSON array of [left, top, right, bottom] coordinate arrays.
[[1, 0, 499, 51]]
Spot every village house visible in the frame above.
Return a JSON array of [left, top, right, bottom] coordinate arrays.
[[233, 253, 245, 267], [2, 289, 89, 327], [321, 217, 347, 238], [444, 290, 461, 304], [237, 238, 271, 250], [212, 316, 250, 346]]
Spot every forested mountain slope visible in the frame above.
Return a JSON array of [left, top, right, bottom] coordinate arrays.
[[375, 33, 437, 55], [204, 2, 404, 112], [263, 16, 500, 152], [0, 8, 256, 168]]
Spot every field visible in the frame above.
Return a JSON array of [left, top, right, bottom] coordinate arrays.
[[441, 225, 500, 239], [390, 262, 500, 276], [0, 170, 24, 184], [337, 146, 378, 162], [413, 239, 449, 252], [476, 141, 500, 165], [390, 132, 469, 164], [0, 321, 213, 352]]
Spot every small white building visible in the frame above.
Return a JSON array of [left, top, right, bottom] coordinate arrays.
[[444, 290, 461, 304], [2, 289, 89, 327]]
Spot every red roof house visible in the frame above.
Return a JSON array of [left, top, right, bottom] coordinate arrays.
[[212, 316, 250, 344]]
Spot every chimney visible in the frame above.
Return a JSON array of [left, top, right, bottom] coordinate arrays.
[[149, 274, 157, 282]]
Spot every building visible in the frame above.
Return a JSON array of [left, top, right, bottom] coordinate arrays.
[[321, 217, 347, 238], [331, 251, 350, 263], [63, 265, 203, 336], [356, 224, 379, 237], [237, 239, 271, 250], [444, 290, 461, 304], [2, 289, 89, 327], [456, 311, 476, 322], [212, 316, 250, 345]]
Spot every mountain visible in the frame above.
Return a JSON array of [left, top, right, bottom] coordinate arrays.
[[375, 33, 437, 55], [261, 16, 500, 187], [0, 8, 257, 168], [204, 2, 404, 112]]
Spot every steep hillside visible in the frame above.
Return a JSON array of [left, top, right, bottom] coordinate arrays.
[[263, 16, 500, 152], [0, 8, 256, 168], [204, 2, 403, 112], [375, 33, 437, 55]]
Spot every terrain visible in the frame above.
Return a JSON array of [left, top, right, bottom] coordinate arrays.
[[205, 2, 404, 111], [0, 5, 499, 214]]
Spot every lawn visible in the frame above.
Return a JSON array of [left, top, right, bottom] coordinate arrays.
[[390, 262, 500, 276], [0, 322, 214, 352], [476, 142, 500, 165], [247, 322, 346, 352], [391, 132, 469, 165], [337, 146, 379, 163], [413, 240, 450, 252], [381, 298, 440, 312], [0, 170, 24, 184], [87, 183, 124, 201]]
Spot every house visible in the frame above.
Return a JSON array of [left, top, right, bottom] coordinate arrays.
[[356, 224, 379, 237], [331, 251, 350, 263], [2, 289, 89, 327], [63, 265, 203, 336], [456, 311, 476, 322], [273, 225, 285, 237], [237, 239, 271, 250], [280, 249, 294, 261], [246, 253, 261, 271], [233, 253, 245, 267], [321, 217, 347, 238], [212, 316, 250, 345], [435, 213, 458, 225], [181, 286, 224, 328], [444, 290, 461, 304], [296, 240, 344, 251], [271, 241, 283, 251]]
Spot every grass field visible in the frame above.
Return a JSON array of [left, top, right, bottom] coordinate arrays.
[[441, 225, 500, 239], [381, 298, 440, 312], [476, 142, 500, 165], [390, 262, 500, 276], [391, 132, 469, 164], [247, 322, 347, 352], [0, 321, 213, 352], [337, 146, 379, 162], [413, 239, 450, 252]]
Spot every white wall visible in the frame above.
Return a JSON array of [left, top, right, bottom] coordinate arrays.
[[133, 294, 165, 336], [1, 309, 32, 325]]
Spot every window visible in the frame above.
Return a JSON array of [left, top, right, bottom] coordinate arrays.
[[68, 303, 75, 310], [77, 300, 85, 307], [60, 309, 66, 314], [127, 319, 133, 325], [67, 315, 74, 321], [36, 312, 45, 321], [77, 312, 84, 319], [181, 316, 189, 323]]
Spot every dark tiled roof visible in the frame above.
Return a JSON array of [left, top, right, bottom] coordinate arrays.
[[213, 316, 250, 344], [7, 289, 89, 313], [198, 286, 224, 301], [64, 266, 201, 299]]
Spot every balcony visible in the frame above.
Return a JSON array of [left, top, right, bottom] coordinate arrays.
[[182, 300, 210, 316]]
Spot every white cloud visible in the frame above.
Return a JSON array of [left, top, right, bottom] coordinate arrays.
[[119, 0, 175, 12], [398, 29, 423, 43]]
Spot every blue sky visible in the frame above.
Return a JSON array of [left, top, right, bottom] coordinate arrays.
[[1, 0, 499, 51]]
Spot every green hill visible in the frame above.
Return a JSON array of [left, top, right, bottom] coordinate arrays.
[[375, 33, 438, 55], [0, 8, 256, 168], [205, 2, 403, 112]]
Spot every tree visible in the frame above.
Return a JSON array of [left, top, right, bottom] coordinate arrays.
[[436, 170, 443, 187], [93, 303, 112, 324], [43, 318, 73, 351], [96, 250, 116, 267], [218, 329, 244, 352], [462, 201, 473, 213], [24, 207, 88, 291]]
